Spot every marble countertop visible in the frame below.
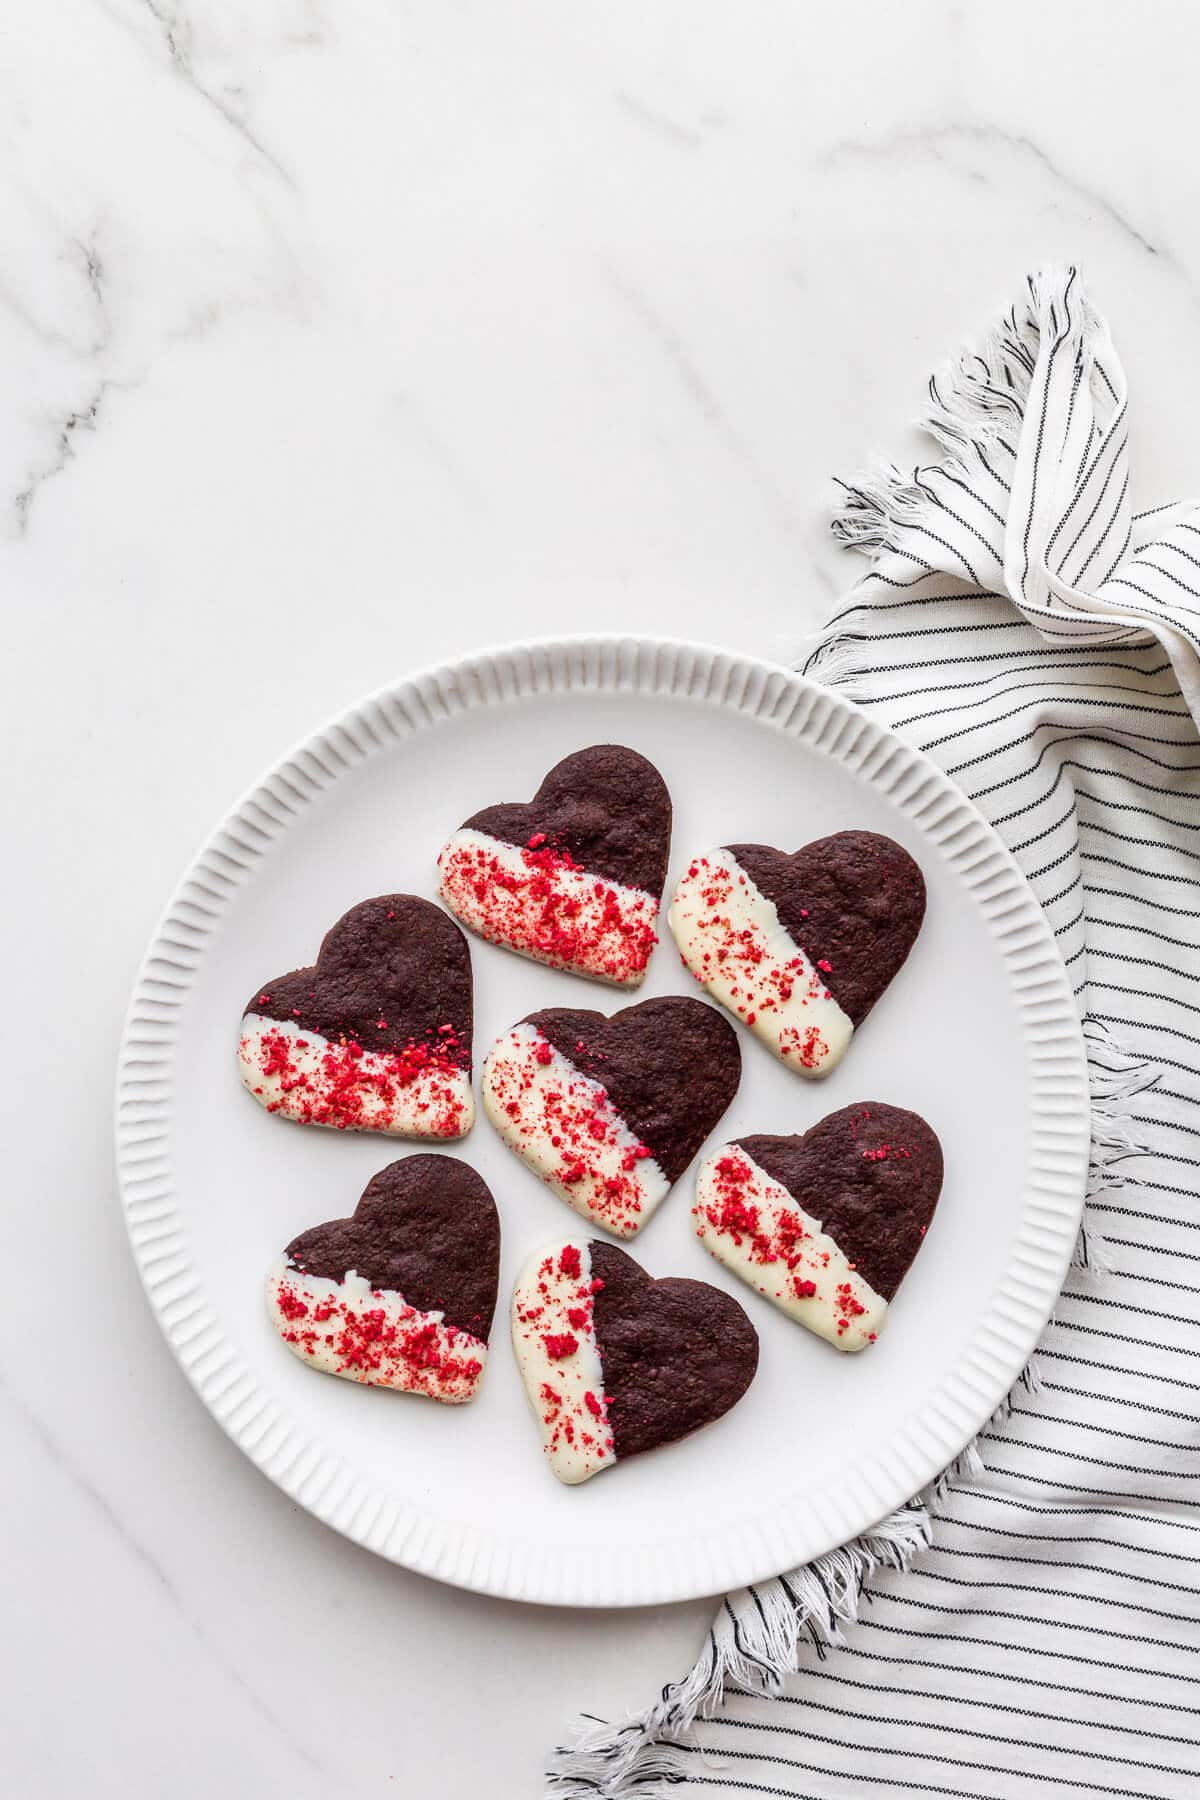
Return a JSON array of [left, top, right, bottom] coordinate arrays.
[[8, 2, 1200, 1793]]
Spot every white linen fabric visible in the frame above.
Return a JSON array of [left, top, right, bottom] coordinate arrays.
[[550, 269, 1200, 1799]]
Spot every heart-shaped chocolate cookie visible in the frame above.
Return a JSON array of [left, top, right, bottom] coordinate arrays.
[[511, 1237, 758, 1482], [436, 744, 672, 987], [668, 831, 925, 1077], [694, 1102, 943, 1351], [482, 996, 741, 1237], [237, 893, 474, 1137], [267, 1153, 500, 1403]]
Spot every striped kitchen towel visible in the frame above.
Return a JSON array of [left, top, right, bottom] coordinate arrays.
[[549, 268, 1200, 1799]]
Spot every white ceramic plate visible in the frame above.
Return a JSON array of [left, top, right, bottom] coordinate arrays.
[[116, 637, 1088, 1607]]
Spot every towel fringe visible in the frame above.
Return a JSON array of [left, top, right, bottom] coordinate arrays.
[[829, 458, 940, 557], [809, 267, 1109, 695], [826, 271, 1090, 561], [918, 269, 1107, 479], [546, 1504, 931, 1798], [798, 624, 883, 700], [1060, 1017, 1159, 1289]]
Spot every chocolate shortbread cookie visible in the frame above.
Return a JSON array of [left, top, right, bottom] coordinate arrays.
[[669, 831, 925, 1077], [436, 744, 672, 986], [237, 894, 474, 1137], [511, 1237, 758, 1483], [266, 1154, 500, 1403], [481, 996, 741, 1237], [694, 1102, 943, 1351]]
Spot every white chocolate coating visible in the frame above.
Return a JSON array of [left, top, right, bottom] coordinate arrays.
[[510, 1240, 615, 1484], [238, 1014, 474, 1137], [693, 1145, 886, 1351], [482, 1021, 669, 1237], [265, 1258, 488, 1401], [668, 848, 853, 1077], [437, 827, 658, 986]]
